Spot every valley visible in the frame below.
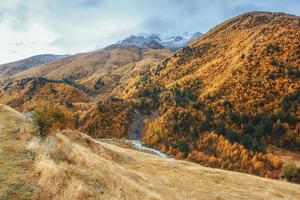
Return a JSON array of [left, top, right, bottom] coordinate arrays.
[[1, 104, 300, 200], [0, 9, 299, 200]]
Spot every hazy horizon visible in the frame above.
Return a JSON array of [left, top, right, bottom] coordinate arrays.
[[0, 0, 300, 64]]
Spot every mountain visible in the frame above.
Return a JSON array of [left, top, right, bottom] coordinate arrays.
[[0, 54, 68, 79], [118, 33, 162, 48], [0, 77, 91, 111], [110, 12, 299, 177], [9, 45, 171, 99], [160, 32, 203, 51], [1, 11, 299, 183], [1, 104, 299, 200], [117, 32, 202, 51]]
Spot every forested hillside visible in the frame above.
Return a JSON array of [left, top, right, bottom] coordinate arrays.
[[110, 12, 300, 178]]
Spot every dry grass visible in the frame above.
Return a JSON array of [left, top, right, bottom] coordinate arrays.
[[0, 104, 27, 135], [0, 104, 39, 200], [1, 104, 300, 199], [269, 146, 300, 167], [28, 130, 300, 200], [11, 46, 171, 100]]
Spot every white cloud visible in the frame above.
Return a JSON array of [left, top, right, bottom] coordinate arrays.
[[0, 0, 299, 64], [0, 20, 62, 63]]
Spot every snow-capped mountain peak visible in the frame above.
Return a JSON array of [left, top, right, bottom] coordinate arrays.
[[117, 32, 202, 51], [160, 32, 202, 51]]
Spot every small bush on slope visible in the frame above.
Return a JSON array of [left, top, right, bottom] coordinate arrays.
[[33, 102, 73, 137], [281, 163, 300, 183]]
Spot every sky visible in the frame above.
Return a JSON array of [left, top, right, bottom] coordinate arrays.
[[0, 0, 299, 64]]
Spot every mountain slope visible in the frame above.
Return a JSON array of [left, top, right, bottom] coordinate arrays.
[[0, 77, 91, 111], [114, 12, 300, 176], [1, 104, 300, 200], [11, 46, 171, 99], [35, 130, 300, 200], [1, 11, 299, 182], [0, 54, 68, 79], [0, 104, 39, 199]]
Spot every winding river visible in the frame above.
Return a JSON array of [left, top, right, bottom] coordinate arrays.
[[97, 139, 169, 159]]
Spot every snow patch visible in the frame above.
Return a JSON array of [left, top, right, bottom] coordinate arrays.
[[116, 32, 202, 51]]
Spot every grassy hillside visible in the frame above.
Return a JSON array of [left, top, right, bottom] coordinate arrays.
[[12, 46, 171, 99], [30, 130, 300, 200], [0, 104, 40, 200], [0, 54, 67, 79], [1, 104, 300, 199]]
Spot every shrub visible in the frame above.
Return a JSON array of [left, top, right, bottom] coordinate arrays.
[[252, 113, 267, 125], [64, 99, 73, 108], [287, 113, 297, 126], [224, 129, 240, 143], [273, 124, 286, 138], [97, 101, 107, 113], [205, 109, 213, 121], [73, 114, 80, 129], [32, 112, 50, 137], [243, 124, 255, 135], [94, 78, 104, 90], [171, 87, 197, 106], [266, 43, 280, 54], [254, 125, 264, 137], [177, 140, 190, 153], [139, 97, 148, 111], [192, 101, 205, 110], [262, 120, 273, 134], [239, 113, 250, 124], [33, 103, 73, 137], [281, 163, 300, 183], [216, 121, 226, 134], [229, 112, 239, 124], [200, 120, 211, 132]]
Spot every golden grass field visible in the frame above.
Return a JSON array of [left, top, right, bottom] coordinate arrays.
[[1, 104, 300, 200], [0, 104, 40, 200]]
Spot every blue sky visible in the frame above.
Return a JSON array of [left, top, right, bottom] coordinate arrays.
[[0, 0, 299, 64]]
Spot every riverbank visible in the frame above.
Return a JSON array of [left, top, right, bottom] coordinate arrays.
[[97, 138, 169, 158]]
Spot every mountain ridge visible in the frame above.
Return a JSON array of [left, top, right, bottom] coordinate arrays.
[[117, 32, 202, 51], [2, 46, 171, 101], [0, 54, 69, 79]]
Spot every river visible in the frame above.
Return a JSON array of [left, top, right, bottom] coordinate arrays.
[[97, 139, 169, 159]]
